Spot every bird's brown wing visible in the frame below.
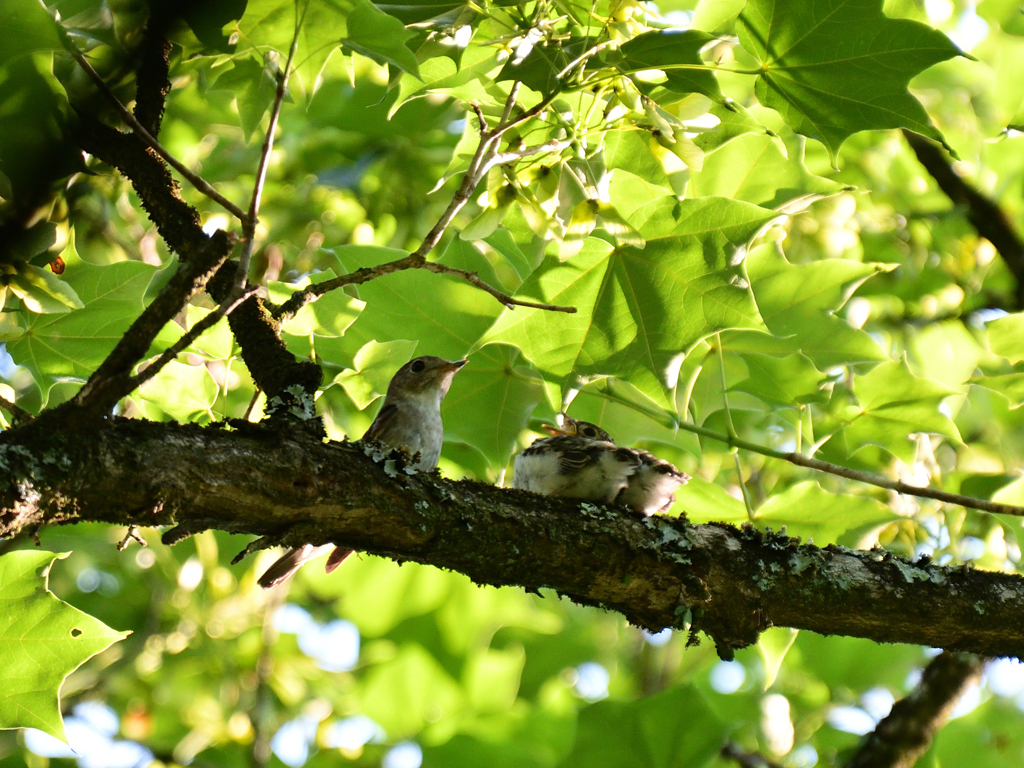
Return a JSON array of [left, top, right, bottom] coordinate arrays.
[[363, 403, 398, 443]]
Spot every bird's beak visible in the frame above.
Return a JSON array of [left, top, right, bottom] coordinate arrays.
[[542, 423, 568, 436], [445, 359, 469, 372]]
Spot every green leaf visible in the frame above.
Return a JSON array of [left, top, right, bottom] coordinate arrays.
[[342, 0, 420, 77], [131, 361, 219, 422], [209, 57, 278, 142], [442, 345, 543, 470], [691, 0, 747, 32], [267, 271, 365, 338], [238, 0, 354, 99], [615, 30, 723, 100], [730, 351, 828, 407], [0, 551, 128, 740], [674, 476, 748, 524], [331, 244, 503, 361], [755, 481, 898, 546], [691, 100, 771, 154], [332, 338, 419, 409], [838, 359, 962, 463], [690, 129, 848, 211], [0, 55, 82, 200], [737, 0, 965, 162], [393, 46, 498, 113], [971, 373, 1024, 408], [483, 196, 774, 406], [375, 0, 468, 25], [758, 627, 799, 690], [6, 264, 83, 314], [496, 37, 591, 97], [986, 313, 1024, 362], [0, 0, 61, 68], [725, 245, 890, 370], [5, 239, 159, 407], [557, 685, 727, 768]]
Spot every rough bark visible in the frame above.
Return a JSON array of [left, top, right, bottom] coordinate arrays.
[[2, 419, 1024, 660], [845, 651, 984, 768], [903, 129, 1024, 306]]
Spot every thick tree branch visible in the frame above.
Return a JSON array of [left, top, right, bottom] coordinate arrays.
[[56, 20, 248, 222], [206, 263, 323, 413], [132, 17, 173, 135], [65, 230, 237, 421], [903, 130, 1024, 306], [844, 651, 984, 768], [3, 420, 1024, 659]]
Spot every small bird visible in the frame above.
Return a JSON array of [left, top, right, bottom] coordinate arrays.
[[513, 416, 689, 516], [258, 355, 468, 589]]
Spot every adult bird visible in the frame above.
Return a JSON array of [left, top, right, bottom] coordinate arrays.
[[257, 355, 468, 588], [513, 416, 689, 515]]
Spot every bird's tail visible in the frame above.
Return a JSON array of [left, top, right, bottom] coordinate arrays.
[[258, 544, 331, 589], [325, 547, 354, 573]]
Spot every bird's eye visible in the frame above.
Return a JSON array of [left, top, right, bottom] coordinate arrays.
[[410, 359, 426, 373], [582, 426, 598, 438]]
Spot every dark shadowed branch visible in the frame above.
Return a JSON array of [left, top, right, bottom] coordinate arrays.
[[844, 651, 984, 768], [55, 17, 248, 222], [3, 419, 1024, 660], [903, 130, 1024, 306]]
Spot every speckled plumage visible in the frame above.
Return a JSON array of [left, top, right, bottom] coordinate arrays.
[[513, 434, 641, 502], [258, 356, 466, 589], [514, 416, 689, 516]]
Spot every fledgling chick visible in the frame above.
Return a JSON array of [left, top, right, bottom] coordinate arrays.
[[258, 355, 467, 589], [515, 416, 689, 516], [513, 418, 641, 503]]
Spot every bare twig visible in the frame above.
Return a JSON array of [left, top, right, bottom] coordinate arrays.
[[0, 393, 32, 425], [234, 4, 305, 294], [593, 380, 1024, 518], [128, 286, 259, 392], [420, 259, 575, 311], [68, 231, 236, 418], [117, 525, 147, 551], [54, 19, 248, 223], [844, 651, 984, 768], [783, 452, 1024, 516], [273, 87, 573, 322]]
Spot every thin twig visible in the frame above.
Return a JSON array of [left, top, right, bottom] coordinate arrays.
[[593, 380, 1024, 518], [54, 19, 248, 223], [499, 81, 522, 125], [0, 393, 32, 425], [273, 120, 573, 321], [234, 4, 305, 294], [420, 260, 576, 311], [783, 453, 1024, 517], [129, 287, 259, 392], [117, 525, 147, 551]]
